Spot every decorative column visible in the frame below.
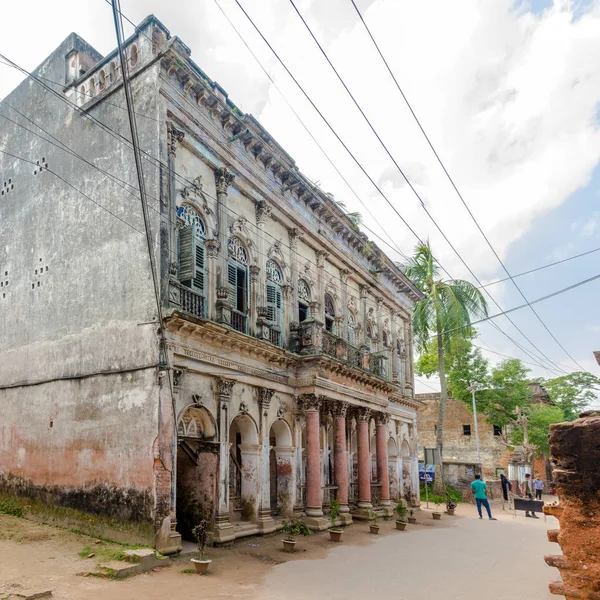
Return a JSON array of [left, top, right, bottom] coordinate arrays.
[[355, 408, 372, 517], [359, 285, 369, 346], [214, 167, 235, 290], [255, 201, 271, 337], [334, 402, 352, 525], [376, 413, 393, 517], [293, 412, 305, 517], [287, 228, 300, 349], [391, 312, 400, 384], [340, 269, 350, 338], [205, 239, 220, 321], [315, 251, 328, 323], [302, 394, 328, 529], [214, 377, 236, 544], [409, 420, 420, 506], [257, 388, 276, 533]]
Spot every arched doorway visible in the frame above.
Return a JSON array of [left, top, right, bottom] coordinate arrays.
[[229, 413, 260, 522], [387, 438, 399, 502], [269, 419, 294, 516], [176, 405, 218, 541], [401, 439, 411, 502]]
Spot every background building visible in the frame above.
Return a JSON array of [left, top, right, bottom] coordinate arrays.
[[0, 16, 422, 552]]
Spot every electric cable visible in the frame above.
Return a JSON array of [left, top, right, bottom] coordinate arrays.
[[348, 0, 585, 371]]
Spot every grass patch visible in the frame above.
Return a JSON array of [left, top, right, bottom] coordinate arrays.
[[419, 483, 463, 506], [78, 541, 153, 564], [180, 568, 195, 574], [0, 498, 24, 517]]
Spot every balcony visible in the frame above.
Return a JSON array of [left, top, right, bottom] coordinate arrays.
[[230, 310, 247, 334], [268, 327, 282, 347], [170, 281, 205, 319]]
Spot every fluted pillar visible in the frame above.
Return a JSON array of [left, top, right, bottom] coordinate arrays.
[[305, 397, 323, 518], [334, 402, 352, 524], [213, 378, 236, 545], [214, 167, 235, 287], [356, 408, 372, 513], [376, 412, 393, 517]]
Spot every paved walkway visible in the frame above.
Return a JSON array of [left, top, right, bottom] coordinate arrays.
[[260, 501, 559, 600]]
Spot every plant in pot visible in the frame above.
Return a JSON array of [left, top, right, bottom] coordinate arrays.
[[369, 510, 380, 534], [446, 498, 457, 516], [407, 509, 417, 525], [191, 520, 211, 574], [328, 499, 343, 542], [395, 502, 408, 530], [281, 519, 312, 552], [432, 503, 442, 520]]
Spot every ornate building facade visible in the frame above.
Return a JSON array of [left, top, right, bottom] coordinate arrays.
[[0, 16, 422, 553]]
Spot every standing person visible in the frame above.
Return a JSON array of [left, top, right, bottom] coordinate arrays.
[[500, 473, 512, 501], [520, 473, 539, 518], [534, 475, 544, 500], [470, 475, 497, 520]]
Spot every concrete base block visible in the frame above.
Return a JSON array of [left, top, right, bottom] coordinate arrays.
[[212, 521, 236, 546], [339, 513, 353, 526], [257, 517, 277, 535], [156, 530, 182, 556], [102, 549, 169, 579], [303, 516, 329, 531]]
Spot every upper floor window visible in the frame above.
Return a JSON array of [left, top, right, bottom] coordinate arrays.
[[324, 293, 335, 333], [227, 236, 249, 317], [347, 312, 356, 345], [298, 278, 310, 323], [266, 260, 283, 327], [382, 330, 389, 348], [177, 205, 206, 297], [493, 425, 502, 436], [129, 44, 139, 67], [463, 424, 472, 436], [366, 323, 375, 351]]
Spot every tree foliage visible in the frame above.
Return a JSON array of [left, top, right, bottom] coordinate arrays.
[[511, 404, 565, 457], [535, 372, 600, 421]]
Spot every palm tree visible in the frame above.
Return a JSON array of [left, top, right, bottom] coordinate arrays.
[[401, 242, 488, 491]]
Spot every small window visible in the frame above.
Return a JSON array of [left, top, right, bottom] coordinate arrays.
[[324, 293, 335, 333], [109, 61, 117, 84], [129, 44, 139, 67], [299, 303, 309, 323], [493, 425, 502, 436], [89, 77, 96, 97], [463, 424, 472, 436], [98, 70, 106, 92]]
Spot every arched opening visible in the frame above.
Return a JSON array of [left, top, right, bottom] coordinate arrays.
[[98, 69, 106, 92], [229, 413, 259, 522], [227, 236, 249, 334], [387, 437, 400, 502], [298, 278, 311, 323], [401, 440, 411, 502], [176, 405, 218, 541], [268, 419, 294, 516], [129, 43, 139, 67], [324, 293, 335, 333], [109, 61, 117, 84]]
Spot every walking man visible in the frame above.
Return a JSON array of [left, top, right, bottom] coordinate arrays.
[[534, 475, 544, 500], [471, 474, 497, 520], [521, 473, 539, 518]]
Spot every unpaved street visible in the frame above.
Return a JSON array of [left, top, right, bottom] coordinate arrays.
[[0, 501, 559, 600]]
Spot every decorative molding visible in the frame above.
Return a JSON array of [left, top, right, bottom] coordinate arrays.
[[214, 167, 235, 195], [355, 407, 372, 422], [255, 200, 272, 225], [167, 122, 185, 156], [205, 239, 220, 259], [375, 412, 390, 426], [192, 393, 203, 407], [315, 250, 328, 268], [340, 269, 350, 285], [229, 217, 258, 264], [333, 401, 349, 418], [239, 401, 249, 414], [215, 377, 235, 399], [288, 227, 301, 251], [276, 402, 286, 419], [172, 368, 184, 387], [258, 388, 275, 415], [359, 284, 370, 299]]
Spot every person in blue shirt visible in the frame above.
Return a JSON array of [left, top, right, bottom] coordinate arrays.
[[471, 475, 497, 520]]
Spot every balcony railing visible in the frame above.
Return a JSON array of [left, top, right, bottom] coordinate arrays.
[[347, 343, 361, 368], [269, 328, 282, 347], [322, 330, 337, 358], [172, 281, 205, 319], [230, 310, 247, 334]]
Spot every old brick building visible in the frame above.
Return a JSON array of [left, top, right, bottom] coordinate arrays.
[[0, 16, 422, 552], [416, 393, 510, 487]]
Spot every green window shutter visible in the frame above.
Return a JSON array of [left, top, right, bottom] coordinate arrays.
[[179, 226, 195, 285], [194, 244, 205, 293], [266, 283, 276, 321], [227, 263, 237, 307]]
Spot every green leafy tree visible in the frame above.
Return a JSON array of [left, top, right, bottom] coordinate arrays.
[[402, 242, 488, 489], [477, 359, 531, 428], [537, 372, 600, 421], [511, 404, 565, 457]]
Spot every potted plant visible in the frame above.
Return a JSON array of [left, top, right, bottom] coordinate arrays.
[[446, 499, 457, 516], [190, 520, 211, 574], [369, 510, 380, 534], [281, 519, 312, 552], [395, 502, 408, 530], [328, 499, 343, 542], [432, 503, 442, 520], [407, 509, 417, 525]]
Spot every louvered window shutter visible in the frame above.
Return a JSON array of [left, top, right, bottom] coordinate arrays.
[[194, 244, 205, 293], [227, 263, 237, 307], [266, 283, 276, 322], [276, 288, 282, 326], [179, 226, 195, 286]]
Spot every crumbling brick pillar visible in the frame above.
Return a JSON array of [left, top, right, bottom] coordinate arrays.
[[543, 410, 600, 599]]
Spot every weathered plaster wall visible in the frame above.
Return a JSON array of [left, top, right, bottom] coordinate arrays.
[[0, 26, 164, 522]]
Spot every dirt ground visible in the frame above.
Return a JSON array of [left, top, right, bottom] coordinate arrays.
[[0, 500, 559, 600]]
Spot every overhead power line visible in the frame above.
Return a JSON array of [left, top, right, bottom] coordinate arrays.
[[347, 0, 585, 372], [231, 0, 569, 376]]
